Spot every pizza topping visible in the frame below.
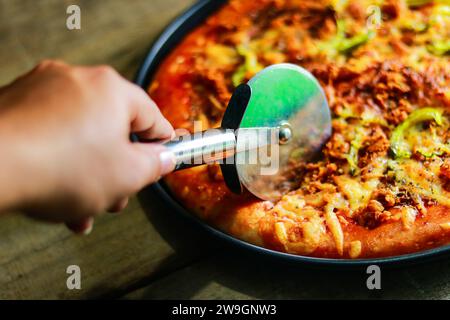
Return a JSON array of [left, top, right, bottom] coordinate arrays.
[[318, 19, 375, 57], [325, 195, 346, 255], [427, 4, 450, 56], [273, 211, 324, 255], [428, 39, 450, 56], [344, 126, 365, 175], [334, 175, 380, 213], [232, 45, 264, 86], [205, 44, 239, 68], [440, 222, 450, 231], [400, 206, 418, 230], [349, 240, 362, 259], [390, 107, 444, 159], [440, 158, 450, 180], [356, 199, 386, 229], [388, 158, 450, 208]]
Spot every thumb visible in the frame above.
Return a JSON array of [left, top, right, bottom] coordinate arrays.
[[132, 143, 176, 185]]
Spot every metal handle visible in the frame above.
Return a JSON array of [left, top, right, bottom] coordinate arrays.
[[161, 129, 236, 171]]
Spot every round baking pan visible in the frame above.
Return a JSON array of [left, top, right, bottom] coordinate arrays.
[[135, 0, 450, 267]]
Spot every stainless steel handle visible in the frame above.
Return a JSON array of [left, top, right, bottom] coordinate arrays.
[[161, 129, 236, 171]]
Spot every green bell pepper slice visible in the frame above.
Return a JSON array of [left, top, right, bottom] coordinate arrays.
[[390, 108, 444, 159]]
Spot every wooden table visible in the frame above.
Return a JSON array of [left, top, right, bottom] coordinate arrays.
[[1, 0, 449, 300]]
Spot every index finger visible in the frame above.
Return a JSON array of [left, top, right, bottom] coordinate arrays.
[[124, 80, 175, 141]]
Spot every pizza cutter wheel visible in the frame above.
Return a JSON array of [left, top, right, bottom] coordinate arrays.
[[158, 63, 331, 201]]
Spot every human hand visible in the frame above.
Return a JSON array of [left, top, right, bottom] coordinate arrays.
[[0, 60, 175, 233]]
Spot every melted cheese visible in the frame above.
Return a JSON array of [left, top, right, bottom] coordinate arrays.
[[325, 195, 346, 255], [273, 198, 325, 255], [334, 175, 379, 212], [440, 222, 450, 231], [400, 206, 418, 230], [349, 241, 362, 259], [389, 159, 450, 207], [274, 218, 324, 255]]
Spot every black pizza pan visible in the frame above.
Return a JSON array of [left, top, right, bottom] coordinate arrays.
[[134, 0, 450, 268]]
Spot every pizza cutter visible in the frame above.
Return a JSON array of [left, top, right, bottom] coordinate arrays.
[[158, 63, 331, 201]]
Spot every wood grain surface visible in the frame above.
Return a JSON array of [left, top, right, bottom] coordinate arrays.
[[0, 0, 449, 300]]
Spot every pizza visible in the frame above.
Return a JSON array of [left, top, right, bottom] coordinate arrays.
[[149, 0, 450, 259]]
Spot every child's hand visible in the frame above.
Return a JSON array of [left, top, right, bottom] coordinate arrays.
[[0, 61, 175, 234]]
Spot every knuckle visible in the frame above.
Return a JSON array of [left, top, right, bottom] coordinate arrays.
[[54, 66, 84, 90], [87, 65, 122, 91], [93, 65, 118, 79], [36, 59, 67, 70]]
